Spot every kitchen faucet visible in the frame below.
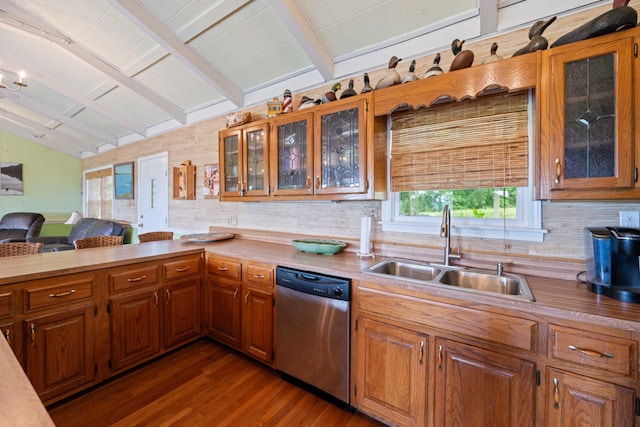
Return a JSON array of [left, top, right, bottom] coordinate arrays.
[[440, 204, 461, 266]]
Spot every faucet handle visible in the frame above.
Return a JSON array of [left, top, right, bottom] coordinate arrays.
[[497, 263, 505, 276]]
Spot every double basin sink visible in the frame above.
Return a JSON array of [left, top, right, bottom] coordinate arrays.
[[362, 258, 535, 301]]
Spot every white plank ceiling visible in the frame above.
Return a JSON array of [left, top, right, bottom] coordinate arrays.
[[0, 0, 610, 157]]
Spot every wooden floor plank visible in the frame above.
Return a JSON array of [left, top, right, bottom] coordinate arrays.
[[48, 340, 385, 426]]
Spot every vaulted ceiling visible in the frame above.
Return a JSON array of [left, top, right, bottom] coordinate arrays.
[[0, 0, 608, 158]]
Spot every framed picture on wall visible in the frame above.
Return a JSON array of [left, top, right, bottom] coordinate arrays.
[[114, 162, 134, 199], [0, 162, 23, 196], [203, 163, 219, 199]]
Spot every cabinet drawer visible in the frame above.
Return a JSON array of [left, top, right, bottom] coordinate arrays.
[[109, 265, 159, 293], [548, 324, 636, 377], [24, 273, 94, 312], [208, 257, 241, 281], [164, 255, 201, 281], [246, 264, 273, 288], [0, 291, 15, 318]]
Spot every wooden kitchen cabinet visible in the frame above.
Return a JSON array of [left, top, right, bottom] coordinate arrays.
[[222, 93, 386, 201], [545, 368, 635, 427], [219, 121, 270, 200], [25, 305, 95, 402], [434, 338, 535, 427], [355, 318, 427, 427], [110, 255, 202, 371], [242, 262, 274, 364], [110, 286, 161, 371], [205, 256, 274, 365], [205, 255, 242, 348], [538, 30, 638, 200]]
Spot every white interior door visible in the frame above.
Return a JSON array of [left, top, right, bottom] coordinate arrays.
[[137, 153, 169, 234]]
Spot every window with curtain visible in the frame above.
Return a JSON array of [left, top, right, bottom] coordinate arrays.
[[85, 168, 113, 220], [382, 91, 545, 242]]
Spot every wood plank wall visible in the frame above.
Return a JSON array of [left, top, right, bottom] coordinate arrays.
[[82, 1, 640, 279]]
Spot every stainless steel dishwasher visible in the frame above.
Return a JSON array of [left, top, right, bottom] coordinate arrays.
[[275, 266, 351, 404]]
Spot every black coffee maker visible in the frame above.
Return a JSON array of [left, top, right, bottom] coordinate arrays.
[[586, 227, 640, 303]]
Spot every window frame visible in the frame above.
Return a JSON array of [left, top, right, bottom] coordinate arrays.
[[380, 91, 547, 242]]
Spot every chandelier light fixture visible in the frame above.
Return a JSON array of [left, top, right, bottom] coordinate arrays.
[[0, 70, 27, 91]]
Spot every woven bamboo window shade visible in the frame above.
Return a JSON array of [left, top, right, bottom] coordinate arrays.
[[390, 92, 529, 192]]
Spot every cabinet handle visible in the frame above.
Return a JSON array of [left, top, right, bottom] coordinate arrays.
[[126, 275, 147, 282], [553, 377, 560, 409], [4, 329, 10, 345], [252, 273, 265, 279], [166, 289, 171, 304], [419, 340, 425, 365], [245, 292, 250, 307], [48, 289, 77, 298], [233, 288, 238, 302], [153, 291, 159, 308], [437, 344, 443, 369], [568, 345, 614, 359], [554, 158, 562, 184], [217, 266, 229, 272], [315, 176, 320, 190], [175, 266, 191, 272], [30, 323, 36, 346], [306, 177, 311, 190]]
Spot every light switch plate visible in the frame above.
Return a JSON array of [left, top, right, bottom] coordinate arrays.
[[619, 211, 640, 227]]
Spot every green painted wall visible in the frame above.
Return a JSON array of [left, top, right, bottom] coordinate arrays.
[[0, 131, 82, 220]]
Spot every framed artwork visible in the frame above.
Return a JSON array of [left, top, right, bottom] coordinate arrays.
[[0, 162, 23, 195], [204, 163, 219, 199], [114, 162, 134, 199]]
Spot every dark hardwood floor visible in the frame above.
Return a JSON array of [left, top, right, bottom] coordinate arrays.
[[48, 340, 385, 426]]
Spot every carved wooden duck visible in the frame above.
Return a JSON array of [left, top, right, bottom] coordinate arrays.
[[375, 56, 402, 89], [298, 96, 321, 110], [360, 73, 373, 93], [340, 79, 357, 99], [401, 60, 419, 84], [449, 39, 474, 71], [482, 42, 503, 64], [322, 82, 342, 103], [422, 52, 444, 79], [512, 16, 556, 56], [422, 53, 443, 78]]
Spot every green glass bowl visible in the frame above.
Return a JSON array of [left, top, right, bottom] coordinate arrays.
[[292, 239, 347, 255]]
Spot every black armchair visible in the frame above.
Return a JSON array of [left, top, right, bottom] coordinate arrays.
[[0, 212, 45, 243], [29, 217, 127, 252]]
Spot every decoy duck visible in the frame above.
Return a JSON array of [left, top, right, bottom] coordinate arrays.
[[422, 53, 443, 78], [360, 72, 373, 93], [322, 82, 341, 103], [401, 60, 419, 84], [551, 1, 636, 48], [512, 16, 556, 56], [340, 79, 357, 99], [375, 56, 402, 89], [449, 39, 474, 71], [482, 42, 503, 64], [298, 95, 321, 110]]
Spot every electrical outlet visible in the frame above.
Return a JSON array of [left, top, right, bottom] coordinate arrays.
[[619, 211, 640, 227]]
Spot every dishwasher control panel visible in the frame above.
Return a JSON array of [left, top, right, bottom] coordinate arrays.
[[276, 266, 350, 301]]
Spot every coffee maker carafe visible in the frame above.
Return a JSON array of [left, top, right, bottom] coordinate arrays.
[[585, 227, 640, 302]]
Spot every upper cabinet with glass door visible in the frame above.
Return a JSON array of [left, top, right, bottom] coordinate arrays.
[[537, 28, 638, 200], [219, 121, 270, 200]]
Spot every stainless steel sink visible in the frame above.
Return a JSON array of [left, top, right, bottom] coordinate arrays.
[[362, 258, 535, 301], [366, 259, 441, 281]]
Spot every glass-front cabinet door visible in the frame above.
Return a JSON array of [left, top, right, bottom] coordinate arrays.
[[219, 121, 269, 199], [540, 36, 635, 199], [314, 97, 368, 196], [271, 112, 313, 196]]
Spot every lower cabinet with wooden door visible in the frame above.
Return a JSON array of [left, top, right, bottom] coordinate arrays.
[[433, 338, 535, 427], [355, 318, 427, 427], [205, 255, 274, 366]]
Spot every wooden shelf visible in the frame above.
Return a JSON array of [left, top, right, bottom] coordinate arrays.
[[173, 161, 196, 200]]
